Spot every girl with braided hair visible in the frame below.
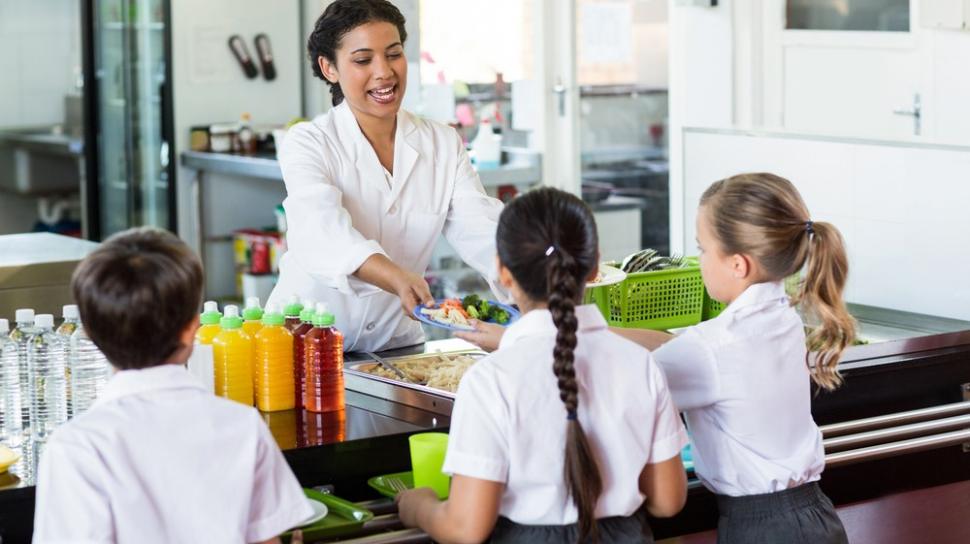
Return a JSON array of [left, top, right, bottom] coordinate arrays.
[[397, 188, 687, 543]]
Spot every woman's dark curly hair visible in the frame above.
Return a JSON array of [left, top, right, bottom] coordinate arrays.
[[307, 0, 408, 106]]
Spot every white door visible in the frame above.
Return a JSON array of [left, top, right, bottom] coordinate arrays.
[[761, 1, 928, 140]]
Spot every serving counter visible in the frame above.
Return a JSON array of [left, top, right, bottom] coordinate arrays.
[[2, 309, 968, 542]]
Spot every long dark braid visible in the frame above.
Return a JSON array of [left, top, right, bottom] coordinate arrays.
[[497, 187, 602, 543]]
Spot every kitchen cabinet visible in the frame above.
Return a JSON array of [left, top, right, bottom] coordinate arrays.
[[922, 0, 970, 30]]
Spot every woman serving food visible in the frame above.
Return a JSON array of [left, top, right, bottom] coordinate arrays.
[[269, 0, 507, 352]]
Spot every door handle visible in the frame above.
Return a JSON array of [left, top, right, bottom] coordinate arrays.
[[553, 78, 567, 117], [892, 93, 921, 136]]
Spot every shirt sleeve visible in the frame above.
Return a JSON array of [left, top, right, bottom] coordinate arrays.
[[279, 123, 386, 297], [645, 357, 690, 463], [440, 130, 512, 303], [245, 414, 314, 543], [32, 435, 114, 544], [441, 362, 510, 483], [651, 327, 722, 411]]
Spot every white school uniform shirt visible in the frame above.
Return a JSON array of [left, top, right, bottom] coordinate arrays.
[[652, 281, 826, 497], [268, 101, 506, 353], [442, 305, 688, 525], [32, 364, 312, 544]]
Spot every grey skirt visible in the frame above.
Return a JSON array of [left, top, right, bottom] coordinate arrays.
[[490, 509, 653, 544], [715, 482, 848, 544]]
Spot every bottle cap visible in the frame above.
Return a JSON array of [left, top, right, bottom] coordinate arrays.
[[299, 301, 316, 322], [34, 314, 55, 329], [15, 308, 35, 324], [200, 300, 221, 325], [242, 297, 263, 321], [262, 304, 285, 326], [62, 304, 79, 320], [0, 318, 8, 334], [283, 295, 304, 317], [312, 303, 334, 327], [220, 305, 244, 329]]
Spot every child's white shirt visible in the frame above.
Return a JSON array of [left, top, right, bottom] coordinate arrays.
[[32, 364, 312, 544], [653, 281, 826, 497], [443, 304, 688, 525]]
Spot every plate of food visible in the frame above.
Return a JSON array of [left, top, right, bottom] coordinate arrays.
[[414, 295, 519, 331], [294, 498, 329, 528], [587, 263, 626, 288]]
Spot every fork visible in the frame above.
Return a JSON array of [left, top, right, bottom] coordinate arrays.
[[386, 476, 408, 494]]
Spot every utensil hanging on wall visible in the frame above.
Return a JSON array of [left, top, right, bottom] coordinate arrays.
[[254, 33, 277, 81], [228, 34, 258, 79]]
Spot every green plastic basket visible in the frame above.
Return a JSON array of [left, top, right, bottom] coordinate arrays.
[[702, 290, 726, 321], [584, 284, 612, 319], [603, 265, 705, 330]]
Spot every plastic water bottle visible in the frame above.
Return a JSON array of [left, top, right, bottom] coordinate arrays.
[[27, 315, 68, 442], [0, 319, 12, 445], [4, 308, 36, 445], [57, 304, 80, 415], [69, 324, 111, 418], [56, 304, 80, 337]]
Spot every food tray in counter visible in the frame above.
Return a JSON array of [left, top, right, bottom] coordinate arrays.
[[343, 350, 487, 416], [282, 488, 373, 542]]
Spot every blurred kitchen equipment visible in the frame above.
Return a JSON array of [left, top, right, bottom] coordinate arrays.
[[581, 180, 614, 203], [254, 34, 276, 81], [0, 233, 99, 319], [228, 35, 258, 79]]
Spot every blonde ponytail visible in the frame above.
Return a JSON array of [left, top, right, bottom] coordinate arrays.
[[795, 221, 855, 390], [700, 173, 856, 391]]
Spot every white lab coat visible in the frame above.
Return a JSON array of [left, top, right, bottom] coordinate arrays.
[[268, 101, 506, 353]]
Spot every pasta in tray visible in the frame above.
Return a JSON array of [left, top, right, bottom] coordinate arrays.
[[362, 353, 478, 393]]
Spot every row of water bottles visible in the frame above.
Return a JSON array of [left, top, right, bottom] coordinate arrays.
[[0, 305, 111, 448]]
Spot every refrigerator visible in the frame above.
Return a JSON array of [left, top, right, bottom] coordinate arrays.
[[81, 0, 175, 240]]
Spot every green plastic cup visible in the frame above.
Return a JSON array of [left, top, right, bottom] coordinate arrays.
[[409, 432, 450, 499]]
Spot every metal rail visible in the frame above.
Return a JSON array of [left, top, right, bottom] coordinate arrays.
[[819, 401, 970, 438], [825, 428, 970, 468]]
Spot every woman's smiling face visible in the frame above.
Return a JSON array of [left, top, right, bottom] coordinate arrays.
[[319, 21, 407, 121]]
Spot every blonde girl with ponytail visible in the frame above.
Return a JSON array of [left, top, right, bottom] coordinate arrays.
[[397, 188, 688, 543], [614, 173, 852, 543]]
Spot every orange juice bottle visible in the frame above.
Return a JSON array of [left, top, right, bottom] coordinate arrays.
[[304, 303, 344, 413], [195, 301, 221, 345], [283, 295, 304, 333], [212, 305, 254, 406], [241, 296, 264, 339], [254, 305, 295, 412], [291, 300, 316, 410]]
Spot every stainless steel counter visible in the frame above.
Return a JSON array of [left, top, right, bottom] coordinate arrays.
[[181, 147, 542, 188]]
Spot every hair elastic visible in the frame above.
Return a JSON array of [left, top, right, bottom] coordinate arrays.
[[566, 410, 578, 421], [805, 221, 815, 235], [545, 245, 556, 257]]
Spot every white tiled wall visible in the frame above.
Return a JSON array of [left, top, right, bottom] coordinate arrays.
[[0, 0, 81, 129], [681, 128, 970, 321]]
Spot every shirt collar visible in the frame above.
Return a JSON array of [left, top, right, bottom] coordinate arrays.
[[95, 364, 205, 407], [499, 304, 608, 350], [722, 281, 788, 317]]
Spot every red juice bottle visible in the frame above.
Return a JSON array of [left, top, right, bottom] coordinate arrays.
[[304, 305, 344, 413], [290, 302, 315, 410], [282, 295, 304, 333]]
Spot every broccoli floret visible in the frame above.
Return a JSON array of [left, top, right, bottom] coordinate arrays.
[[493, 309, 510, 324], [467, 305, 480, 319], [479, 300, 491, 318], [462, 294, 481, 308]]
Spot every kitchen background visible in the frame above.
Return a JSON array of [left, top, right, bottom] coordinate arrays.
[[2, 0, 969, 322]]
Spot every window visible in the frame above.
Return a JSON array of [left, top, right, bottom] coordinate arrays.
[[786, 0, 909, 31]]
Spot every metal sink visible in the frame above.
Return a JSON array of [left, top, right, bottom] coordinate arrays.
[[0, 131, 83, 195]]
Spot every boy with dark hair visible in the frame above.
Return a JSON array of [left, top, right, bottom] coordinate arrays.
[[33, 228, 311, 544]]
